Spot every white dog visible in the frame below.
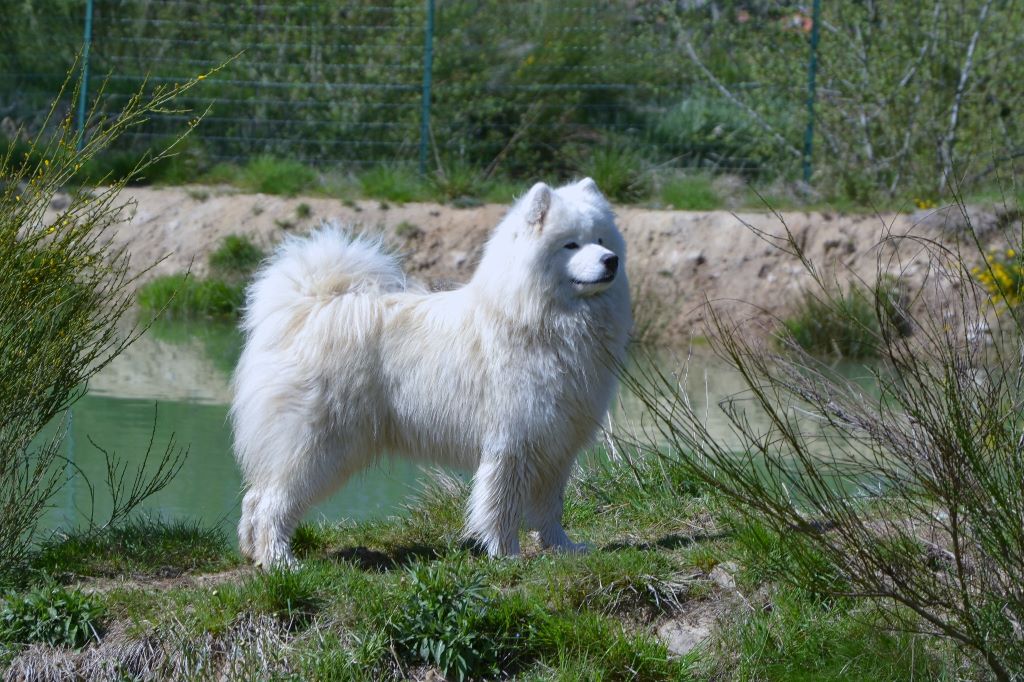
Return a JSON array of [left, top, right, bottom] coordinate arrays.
[[231, 178, 631, 567]]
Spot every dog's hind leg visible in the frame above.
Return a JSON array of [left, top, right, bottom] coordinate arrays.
[[251, 485, 306, 569], [238, 488, 260, 560], [464, 446, 525, 557], [250, 441, 364, 569]]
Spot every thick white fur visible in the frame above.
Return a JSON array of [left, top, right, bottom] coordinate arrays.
[[231, 178, 631, 567]]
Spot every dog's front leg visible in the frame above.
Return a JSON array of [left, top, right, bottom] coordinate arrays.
[[464, 446, 525, 557], [527, 458, 588, 554]]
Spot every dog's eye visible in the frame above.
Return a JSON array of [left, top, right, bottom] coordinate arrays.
[[564, 242, 580, 250]]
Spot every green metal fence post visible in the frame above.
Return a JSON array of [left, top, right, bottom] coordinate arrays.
[[76, 0, 95, 151], [801, 0, 821, 184], [419, 0, 435, 175]]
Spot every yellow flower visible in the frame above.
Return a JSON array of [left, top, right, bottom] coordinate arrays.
[[1008, 249, 1016, 258]]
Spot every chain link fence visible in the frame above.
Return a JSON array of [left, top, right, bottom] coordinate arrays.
[[4, 2, 1018, 198]]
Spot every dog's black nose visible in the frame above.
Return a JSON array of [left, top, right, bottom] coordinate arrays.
[[601, 253, 619, 274]]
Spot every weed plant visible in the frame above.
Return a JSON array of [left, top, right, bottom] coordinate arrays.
[[0, 583, 103, 650], [390, 561, 499, 681]]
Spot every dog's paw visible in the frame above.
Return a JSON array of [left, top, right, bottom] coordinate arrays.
[[554, 541, 590, 555], [255, 549, 300, 572]]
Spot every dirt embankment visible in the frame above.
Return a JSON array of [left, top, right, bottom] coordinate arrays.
[[92, 185, 994, 343]]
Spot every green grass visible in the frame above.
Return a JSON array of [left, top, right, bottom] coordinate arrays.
[[659, 174, 722, 210], [717, 585, 956, 681], [205, 156, 320, 196], [358, 164, 432, 203], [138, 234, 264, 320], [575, 145, 652, 204], [208, 234, 265, 276], [137, 273, 245, 319], [32, 517, 237, 580], [15, 454, 965, 679], [782, 284, 880, 358]]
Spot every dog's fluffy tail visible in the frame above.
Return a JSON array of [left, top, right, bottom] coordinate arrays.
[[241, 224, 406, 339]]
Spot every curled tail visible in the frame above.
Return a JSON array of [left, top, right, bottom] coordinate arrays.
[[241, 225, 406, 341]]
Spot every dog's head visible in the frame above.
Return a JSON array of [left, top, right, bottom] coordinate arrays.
[[478, 177, 627, 306]]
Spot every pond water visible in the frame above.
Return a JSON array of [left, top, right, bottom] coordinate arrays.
[[42, 319, 881, 541]]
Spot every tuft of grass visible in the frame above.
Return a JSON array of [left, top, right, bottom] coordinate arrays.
[[358, 164, 430, 203], [394, 220, 422, 239], [208, 234, 264, 277], [137, 273, 245, 319], [575, 145, 652, 203], [659, 174, 721, 210], [431, 158, 484, 202], [205, 156, 319, 196], [295, 202, 312, 219], [782, 285, 880, 358], [0, 583, 104, 649], [32, 517, 236, 579], [534, 549, 687, 615]]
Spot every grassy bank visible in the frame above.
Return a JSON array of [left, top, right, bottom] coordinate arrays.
[[2, 455, 963, 680]]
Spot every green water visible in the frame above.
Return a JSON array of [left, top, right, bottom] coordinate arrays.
[[44, 320, 435, 538], [45, 319, 881, 541]]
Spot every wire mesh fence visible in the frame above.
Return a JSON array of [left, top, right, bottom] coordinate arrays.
[[0, 0, 797, 177]]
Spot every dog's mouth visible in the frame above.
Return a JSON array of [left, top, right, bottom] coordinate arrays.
[[572, 273, 616, 286]]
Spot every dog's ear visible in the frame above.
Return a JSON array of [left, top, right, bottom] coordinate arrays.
[[524, 182, 552, 232], [577, 177, 605, 200]]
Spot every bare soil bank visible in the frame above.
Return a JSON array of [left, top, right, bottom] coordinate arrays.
[[92, 185, 995, 343]]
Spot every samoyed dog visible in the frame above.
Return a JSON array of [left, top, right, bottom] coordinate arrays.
[[231, 178, 631, 567]]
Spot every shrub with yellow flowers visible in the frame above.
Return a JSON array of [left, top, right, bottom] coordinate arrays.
[[0, 67, 209, 581], [972, 248, 1024, 311]]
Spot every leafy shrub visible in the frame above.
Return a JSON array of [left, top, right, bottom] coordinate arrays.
[[390, 561, 501, 681], [209, 234, 265, 277], [972, 247, 1024, 311], [651, 95, 786, 176], [0, 70, 200, 580], [0, 584, 103, 649]]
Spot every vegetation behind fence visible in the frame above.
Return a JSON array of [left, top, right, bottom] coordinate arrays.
[[2, 1, 1021, 202]]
